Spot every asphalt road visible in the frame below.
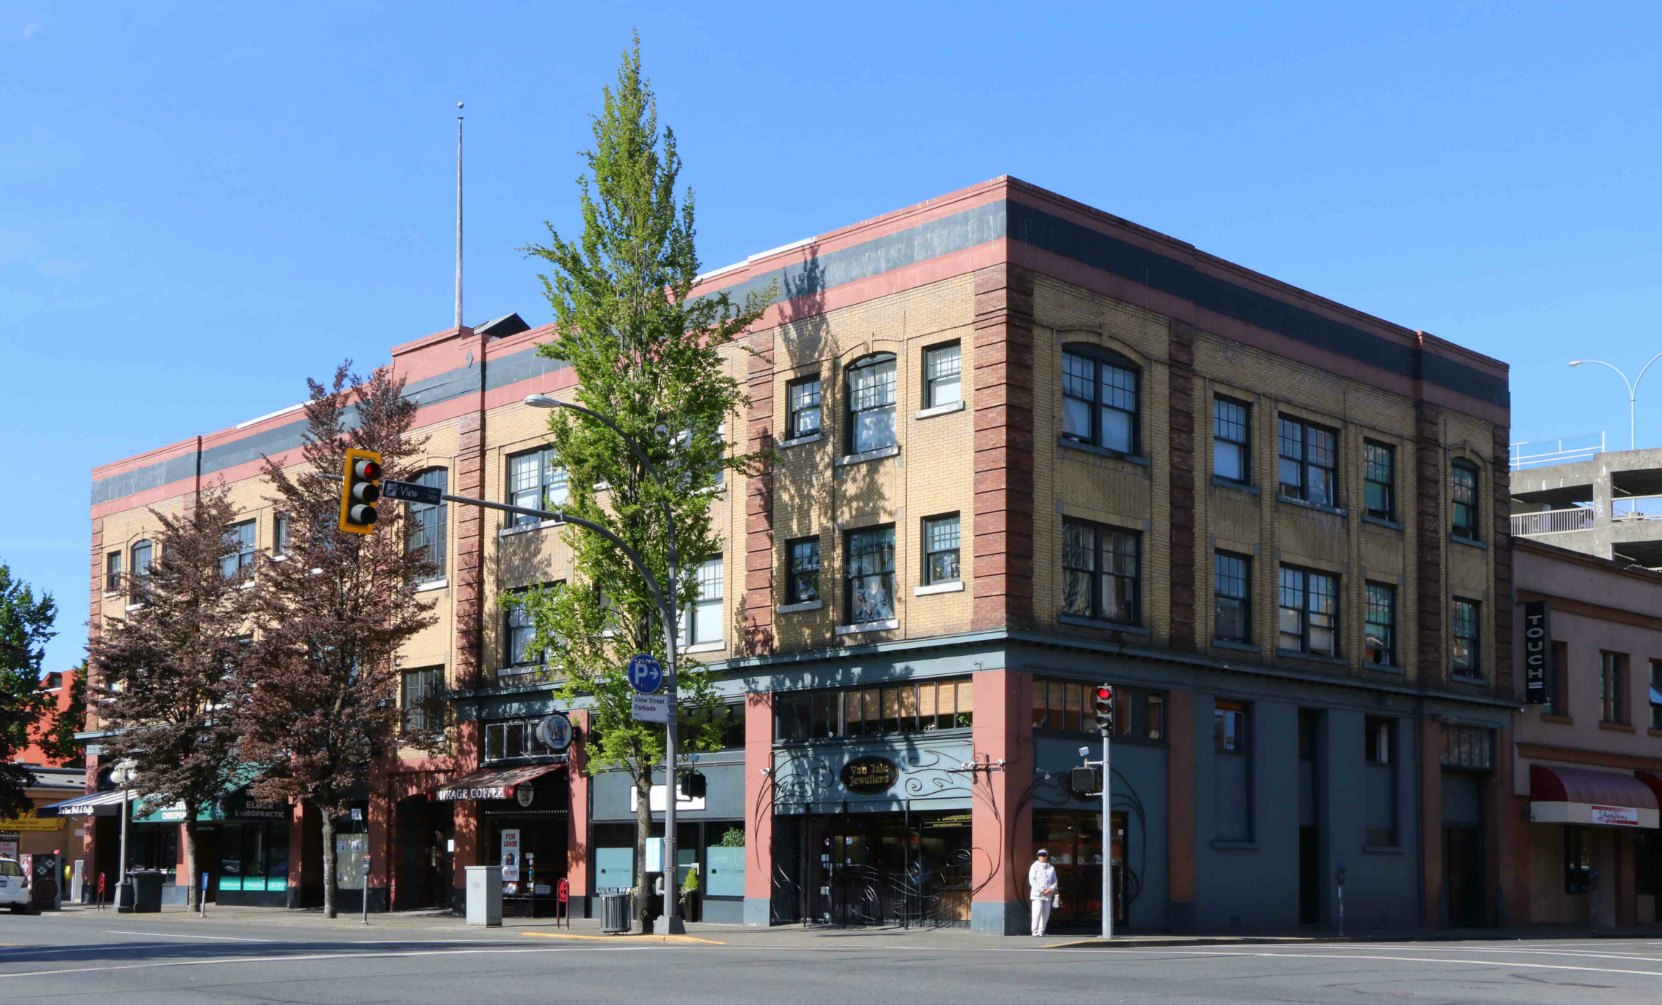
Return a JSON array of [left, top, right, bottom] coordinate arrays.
[[3, 911, 1659, 1004]]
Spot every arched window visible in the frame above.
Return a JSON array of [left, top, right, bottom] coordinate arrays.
[[1061, 345, 1139, 455], [845, 353, 898, 454], [407, 468, 448, 581], [1451, 460, 1480, 541], [129, 540, 153, 602]]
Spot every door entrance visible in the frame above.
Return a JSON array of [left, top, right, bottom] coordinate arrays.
[[798, 811, 971, 927], [1444, 826, 1484, 927]]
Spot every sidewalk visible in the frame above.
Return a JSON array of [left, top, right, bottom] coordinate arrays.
[[44, 902, 1662, 950]]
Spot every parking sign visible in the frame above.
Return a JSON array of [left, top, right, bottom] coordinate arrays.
[[626, 654, 663, 694]]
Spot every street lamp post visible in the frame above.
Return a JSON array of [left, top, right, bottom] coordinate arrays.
[[110, 760, 137, 893], [524, 393, 687, 935], [1569, 351, 1662, 451]]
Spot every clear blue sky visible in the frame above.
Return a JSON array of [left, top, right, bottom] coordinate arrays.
[[2, 2, 1658, 674]]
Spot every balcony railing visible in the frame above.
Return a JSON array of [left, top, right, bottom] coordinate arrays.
[[1511, 507, 1596, 536], [1509, 432, 1605, 471], [1613, 494, 1662, 521]]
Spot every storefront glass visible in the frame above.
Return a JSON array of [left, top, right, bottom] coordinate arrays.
[[1033, 810, 1127, 930]]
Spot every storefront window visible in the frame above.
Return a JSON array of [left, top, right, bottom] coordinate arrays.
[[1031, 678, 1167, 743], [774, 678, 972, 742], [1033, 810, 1127, 928], [219, 821, 290, 894], [484, 718, 563, 763]]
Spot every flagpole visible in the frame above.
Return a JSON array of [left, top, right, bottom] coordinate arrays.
[[455, 100, 464, 330]]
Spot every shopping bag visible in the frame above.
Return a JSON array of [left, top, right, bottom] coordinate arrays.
[[1051, 893, 1061, 909]]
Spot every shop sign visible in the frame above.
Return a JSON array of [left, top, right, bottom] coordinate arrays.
[[841, 756, 898, 795], [438, 783, 513, 801], [0, 812, 63, 832], [535, 712, 574, 753], [501, 829, 522, 884], [230, 792, 288, 821], [0, 832, 18, 860], [1591, 804, 1640, 826], [1522, 601, 1551, 704]]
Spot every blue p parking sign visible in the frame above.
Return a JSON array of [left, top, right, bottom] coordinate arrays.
[[626, 654, 663, 694]]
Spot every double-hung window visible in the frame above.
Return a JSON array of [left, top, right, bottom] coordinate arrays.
[[1600, 651, 1628, 724], [786, 538, 820, 604], [681, 557, 724, 646], [1364, 441, 1395, 521], [1061, 520, 1140, 624], [844, 526, 896, 624], [1277, 417, 1338, 506], [401, 666, 443, 732], [922, 514, 961, 586], [1451, 461, 1480, 540], [407, 468, 448, 581], [1213, 551, 1251, 643], [130, 541, 154, 603], [923, 342, 962, 409], [1648, 660, 1661, 729], [273, 513, 292, 557], [1364, 583, 1396, 666], [105, 551, 121, 593], [507, 447, 568, 526], [503, 591, 543, 671], [786, 376, 822, 440], [1061, 347, 1138, 454], [221, 521, 256, 581], [1278, 566, 1338, 657], [1451, 599, 1481, 677], [1213, 397, 1251, 483], [846, 354, 898, 454]]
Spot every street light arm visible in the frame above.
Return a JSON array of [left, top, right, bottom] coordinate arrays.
[[1569, 358, 1635, 396], [1632, 350, 1662, 397]]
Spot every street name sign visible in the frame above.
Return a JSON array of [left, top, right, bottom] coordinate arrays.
[[381, 479, 443, 505], [626, 653, 663, 694], [631, 692, 669, 723]]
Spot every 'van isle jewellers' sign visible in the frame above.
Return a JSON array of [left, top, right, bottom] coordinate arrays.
[[1523, 601, 1552, 705], [841, 756, 898, 794]]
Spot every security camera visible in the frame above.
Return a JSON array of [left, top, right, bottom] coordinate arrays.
[[1077, 746, 1090, 758]]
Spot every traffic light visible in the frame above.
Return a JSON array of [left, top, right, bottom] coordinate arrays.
[[1093, 684, 1115, 734], [678, 771, 706, 800], [338, 448, 383, 535]]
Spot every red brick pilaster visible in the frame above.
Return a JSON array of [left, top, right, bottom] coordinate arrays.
[[1415, 404, 1445, 682], [743, 329, 777, 656], [454, 411, 485, 687], [1420, 721, 1444, 927], [970, 669, 1033, 933], [1167, 322, 1198, 650], [1165, 689, 1196, 931], [971, 266, 1036, 631], [1489, 424, 1514, 697], [566, 709, 591, 909], [742, 692, 774, 921]]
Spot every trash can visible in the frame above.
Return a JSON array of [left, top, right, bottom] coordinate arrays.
[[132, 871, 164, 912], [600, 890, 631, 934], [465, 866, 502, 927]]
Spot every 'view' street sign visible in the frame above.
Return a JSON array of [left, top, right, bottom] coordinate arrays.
[[381, 479, 443, 506], [631, 692, 669, 723]]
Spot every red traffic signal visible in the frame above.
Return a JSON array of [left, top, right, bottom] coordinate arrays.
[[338, 448, 384, 535], [1093, 684, 1115, 733]]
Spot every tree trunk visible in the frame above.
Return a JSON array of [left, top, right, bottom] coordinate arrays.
[[321, 812, 337, 919], [634, 767, 652, 934], [183, 811, 199, 910]]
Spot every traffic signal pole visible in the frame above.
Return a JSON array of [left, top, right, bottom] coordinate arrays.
[[1101, 724, 1112, 941]]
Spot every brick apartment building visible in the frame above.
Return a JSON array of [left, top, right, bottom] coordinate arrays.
[[75, 177, 1519, 934]]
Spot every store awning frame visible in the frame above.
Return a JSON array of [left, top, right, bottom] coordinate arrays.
[[432, 763, 563, 802], [40, 789, 131, 818], [1529, 764, 1659, 829]]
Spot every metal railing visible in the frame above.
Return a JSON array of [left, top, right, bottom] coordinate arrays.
[[1510, 507, 1597, 536], [1612, 493, 1662, 521], [1509, 432, 1605, 471]]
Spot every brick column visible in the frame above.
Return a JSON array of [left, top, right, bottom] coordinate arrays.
[[449, 718, 482, 910], [970, 669, 1033, 934], [566, 709, 591, 916], [1414, 404, 1445, 683], [1167, 322, 1198, 651], [1489, 424, 1514, 697], [742, 692, 775, 926], [1420, 719, 1444, 927], [367, 787, 392, 913], [743, 329, 777, 656], [1165, 688, 1196, 932], [1484, 724, 1516, 927], [454, 410, 486, 690], [287, 801, 314, 909], [971, 266, 1036, 632]]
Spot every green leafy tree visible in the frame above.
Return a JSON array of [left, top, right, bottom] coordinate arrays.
[[0, 562, 56, 819], [89, 486, 253, 908], [516, 35, 771, 931]]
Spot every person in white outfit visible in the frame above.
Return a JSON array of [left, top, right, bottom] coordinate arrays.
[[1028, 849, 1058, 936]]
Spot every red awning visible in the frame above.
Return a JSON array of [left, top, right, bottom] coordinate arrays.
[[1529, 764, 1659, 829], [432, 763, 563, 802]]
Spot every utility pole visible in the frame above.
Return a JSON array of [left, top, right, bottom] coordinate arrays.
[[1091, 686, 1115, 940]]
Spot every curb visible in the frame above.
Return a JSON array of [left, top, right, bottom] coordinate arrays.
[[522, 930, 724, 946]]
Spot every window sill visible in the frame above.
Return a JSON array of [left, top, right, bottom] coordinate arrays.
[[1362, 845, 1405, 856], [1209, 840, 1259, 851], [103, 591, 121, 600], [500, 519, 560, 538], [1649, 728, 1662, 738], [777, 599, 824, 614], [836, 444, 900, 467], [1211, 639, 1258, 654], [1058, 614, 1151, 635], [1362, 515, 1402, 531], [779, 432, 823, 449], [914, 401, 965, 420], [1276, 649, 1346, 667], [1450, 673, 1488, 686], [1275, 494, 1347, 518], [415, 578, 450, 593], [914, 580, 964, 596], [683, 641, 725, 654], [835, 618, 899, 636], [124, 603, 145, 612], [1598, 721, 1636, 733], [1450, 534, 1487, 550], [1539, 713, 1573, 725], [1057, 437, 1151, 466], [1362, 661, 1404, 674], [237, 578, 257, 590], [1210, 475, 1258, 495]]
